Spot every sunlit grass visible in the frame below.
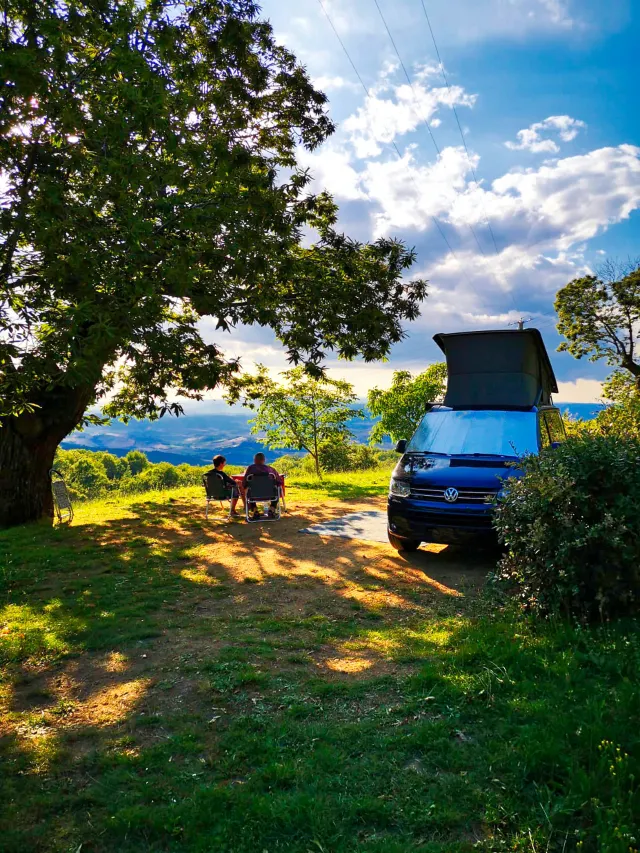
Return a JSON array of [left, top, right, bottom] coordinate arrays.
[[0, 481, 638, 852], [68, 463, 393, 521], [0, 601, 86, 664]]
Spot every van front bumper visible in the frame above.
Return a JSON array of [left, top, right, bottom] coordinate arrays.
[[388, 496, 496, 542]]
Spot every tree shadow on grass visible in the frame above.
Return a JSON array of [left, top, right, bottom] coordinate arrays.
[[4, 494, 635, 851]]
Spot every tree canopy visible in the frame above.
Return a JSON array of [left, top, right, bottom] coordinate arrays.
[[367, 364, 447, 444], [226, 365, 363, 477], [555, 260, 640, 391], [0, 0, 427, 525]]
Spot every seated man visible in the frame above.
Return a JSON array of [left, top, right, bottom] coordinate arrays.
[[242, 452, 283, 519], [205, 454, 242, 515]]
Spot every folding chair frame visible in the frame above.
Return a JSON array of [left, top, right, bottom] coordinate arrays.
[[244, 473, 285, 523], [203, 473, 235, 520], [50, 469, 74, 524]]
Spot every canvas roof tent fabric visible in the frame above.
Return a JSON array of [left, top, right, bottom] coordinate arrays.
[[433, 329, 558, 410]]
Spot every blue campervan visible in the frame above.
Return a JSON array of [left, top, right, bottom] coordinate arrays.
[[387, 329, 565, 552]]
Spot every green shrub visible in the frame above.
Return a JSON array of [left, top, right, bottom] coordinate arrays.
[[494, 434, 640, 620], [65, 456, 111, 500], [272, 454, 305, 475], [318, 441, 386, 473], [124, 449, 149, 475], [93, 451, 127, 480]]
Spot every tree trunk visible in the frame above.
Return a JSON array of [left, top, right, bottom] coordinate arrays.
[[621, 358, 640, 391], [0, 422, 59, 526], [0, 385, 93, 528]]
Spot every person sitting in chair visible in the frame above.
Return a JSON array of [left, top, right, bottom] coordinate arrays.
[[206, 455, 242, 515], [242, 452, 282, 520]]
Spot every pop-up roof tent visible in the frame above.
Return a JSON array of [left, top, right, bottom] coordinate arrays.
[[433, 329, 558, 410]]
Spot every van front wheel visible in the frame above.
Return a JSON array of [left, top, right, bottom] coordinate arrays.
[[388, 531, 421, 552]]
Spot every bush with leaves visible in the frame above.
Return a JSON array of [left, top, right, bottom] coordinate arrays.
[[317, 441, 378, 473], [494, 434, 640, 620], [124, 451, 150, 476], [592, 371, 640, 440], [54, 450, 111, 501]]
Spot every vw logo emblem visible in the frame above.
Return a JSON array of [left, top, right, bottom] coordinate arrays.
[[444, 487, 459, 503]]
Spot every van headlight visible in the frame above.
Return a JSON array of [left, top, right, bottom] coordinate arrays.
[[390, 478, 411, 498]]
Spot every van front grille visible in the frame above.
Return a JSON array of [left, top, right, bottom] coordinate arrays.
[[449, 458, 511, 469], [410, 486, 498, 504]]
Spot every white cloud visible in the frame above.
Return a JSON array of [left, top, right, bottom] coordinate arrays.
[[536, 0, 573, 27], [360, 146, 474, 236], [556, 378, 604, 403], [343, 65, 476, 158], [298, 144, 367, 201], [356, 145, 640, 258], [312, 75, 360, 93], [485, 145, 640, 249], [266, 0, 582, 54], [505, 115, 586, 154]]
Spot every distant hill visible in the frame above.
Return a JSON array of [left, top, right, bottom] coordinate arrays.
[[62, 402, 601, 465], [61, 412, 288, 465]]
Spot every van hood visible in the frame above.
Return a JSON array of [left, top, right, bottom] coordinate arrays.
[[395, 454, 521, 490]]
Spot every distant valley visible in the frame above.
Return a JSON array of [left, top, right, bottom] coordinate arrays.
[[61, 408, 380, 465], [61, 402, 602, 465]]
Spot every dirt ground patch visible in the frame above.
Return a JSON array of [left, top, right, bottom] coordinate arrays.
[[2, 495, 494, 756]]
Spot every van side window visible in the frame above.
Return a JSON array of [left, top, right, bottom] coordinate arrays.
[[540, 409, 565, 446], [539, 413, 550, 448]]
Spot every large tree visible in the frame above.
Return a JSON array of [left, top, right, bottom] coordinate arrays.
[[226, 365, 363, 478], [555, 260, 640, 391], [0, 0, 426, 526]]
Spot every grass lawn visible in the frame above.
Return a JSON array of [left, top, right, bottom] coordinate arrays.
[[1, 480, 639, 852]]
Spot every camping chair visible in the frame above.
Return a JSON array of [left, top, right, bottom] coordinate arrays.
[[50, 469, 73, 524], [203, 472, 235, 520], [244, 473, 285, 523]]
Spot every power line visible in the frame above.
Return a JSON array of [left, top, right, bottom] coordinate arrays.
[[372, 0, 495, 266], [418, 0, 526, 317], [317, 0, 372, 102], [372, 0, 440, 156], [316, 0, 458, 259], [317, 0, 522, 322], [419, 0, 501, 258]]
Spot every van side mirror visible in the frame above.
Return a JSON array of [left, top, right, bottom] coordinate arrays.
[[395, 439, 407, 454]]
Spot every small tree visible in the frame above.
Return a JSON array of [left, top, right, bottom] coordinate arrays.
[[367, 363, 447, 444], [226, 366, 363, 478], [555, 260, 640, 391]]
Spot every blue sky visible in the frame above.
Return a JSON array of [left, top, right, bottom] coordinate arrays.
[[200, 0, 640, 405]]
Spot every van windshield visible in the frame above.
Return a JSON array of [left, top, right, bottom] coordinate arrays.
[[406, 409, 539, 457]]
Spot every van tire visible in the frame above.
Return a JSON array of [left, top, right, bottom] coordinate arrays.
[[388, 531, 421, 552]]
